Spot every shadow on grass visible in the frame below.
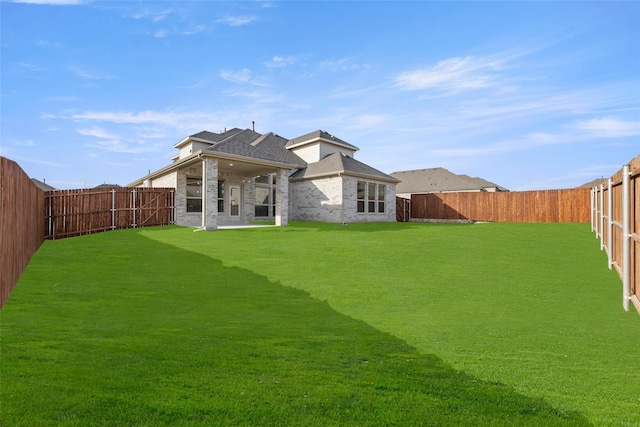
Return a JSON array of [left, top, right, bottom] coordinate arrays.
[[2, 229, 591, 426]]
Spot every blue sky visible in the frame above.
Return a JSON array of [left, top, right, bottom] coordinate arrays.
[[1, 0, 639, 190]]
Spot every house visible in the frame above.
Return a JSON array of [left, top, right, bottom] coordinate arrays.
[[578, 178, 607, 189], [390, 167, 508, 198], [31, 178, 56, 192], [94, 183, 122, 189], [128, 128, 399, 229]]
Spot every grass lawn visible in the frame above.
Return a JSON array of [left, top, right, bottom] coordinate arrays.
[[1, 222, 638, 426]]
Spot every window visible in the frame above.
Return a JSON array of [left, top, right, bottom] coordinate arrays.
[[218, 180, 225, 213], [187, 178, 225, 213], [368, 183, 376, 213], [357, 181, 386, 214], [229, 186, 240, 216], [357, 181, 366, 213], [255, 174, 276, 217], [186, 177, 202, 212], [378, 184, 386, 213]]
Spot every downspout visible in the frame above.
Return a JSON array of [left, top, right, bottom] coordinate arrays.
[[339, 173, 345, 225]]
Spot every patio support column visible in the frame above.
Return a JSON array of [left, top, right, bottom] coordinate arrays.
[[275, 168, 289, 227], [202, 157, 218, 231]]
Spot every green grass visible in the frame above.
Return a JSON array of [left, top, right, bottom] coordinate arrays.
[[1, 222, 638, 426]]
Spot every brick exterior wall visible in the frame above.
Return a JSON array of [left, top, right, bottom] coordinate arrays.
[[342, 176, 396, 223], [290, 175, 396, 223], [290, 176, 344, 222]]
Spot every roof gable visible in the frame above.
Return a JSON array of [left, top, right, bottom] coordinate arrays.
[[285, 130, 359, 152]]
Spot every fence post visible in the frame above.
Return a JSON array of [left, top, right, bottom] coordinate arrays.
[[590, 188, 595, 233], [132, 188, 137, 228], [622, 164, 631, 311], [607, 178, 613, 269], [171, 190, 176, 225], [111, 188, 116, 230], [599, 183, 604, 249]]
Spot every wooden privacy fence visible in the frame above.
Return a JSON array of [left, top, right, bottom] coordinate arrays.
[[1, 157, 46, 307], [46, 187, 175, 239], [409, 188, 591, 223], [591, 155, 639, 314]]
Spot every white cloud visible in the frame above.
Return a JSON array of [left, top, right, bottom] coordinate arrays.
[[221, 68, 252, 84], [153, 29, 168, 38], [220, 68, 269, 87], [216, 15, 258, 27], [77, 127, 119, 140], [571, 117, 640, 138], [46, 109, 225, 138], [265, 55, 296, 69], [11, 139, 37, 146], [19, 62, 47, 72], [68, 65, 114, 80], [37, 40, 62, 48], [12, 0, 88, 4], [132, 8, 173, 22], [395, 56, 505, 93], [320, 57, 364, 72], [182, 25, 206, 36]]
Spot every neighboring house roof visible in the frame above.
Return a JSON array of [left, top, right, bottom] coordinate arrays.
[[290, 152, 399, 183], [95, 183, 122, 188], [458, 174, 509, 192], [285, 130, 359, 152], [578, 178, 607, 189], [390, 167, 508, 193], [31, 178, 56, 191]]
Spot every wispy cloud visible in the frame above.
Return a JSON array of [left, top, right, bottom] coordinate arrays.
[[571, 117, 640, 138], [395, 55, 506, 93], [77, 127, 153, 154], [265, 55, 296, 69], [77, 127, 119, 140], [68, 65, 114, 80], [432, 114, 639, 158], [46, 109, 223, 137], [37, 40, 62, 48], [153, 29, 168, 38], [216, 15, 258, 27], [12, 0, 89, 4], [320, 57, 365, 72], [11, 139, 37, 146], [182, 25, 206, 36], [48, 95, 78, 102], [220, 68, 269, 87], [19, 62, 47, 72], [131, 8, 172, 22]]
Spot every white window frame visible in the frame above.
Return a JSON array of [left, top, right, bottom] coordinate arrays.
[[357, 181, 386, 214]]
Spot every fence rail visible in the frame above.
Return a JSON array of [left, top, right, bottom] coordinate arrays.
[[410, 188, 591, 223], [1, 157, 46, 307], [592, 155, 639, 314], [46, 187, 175, 239]]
